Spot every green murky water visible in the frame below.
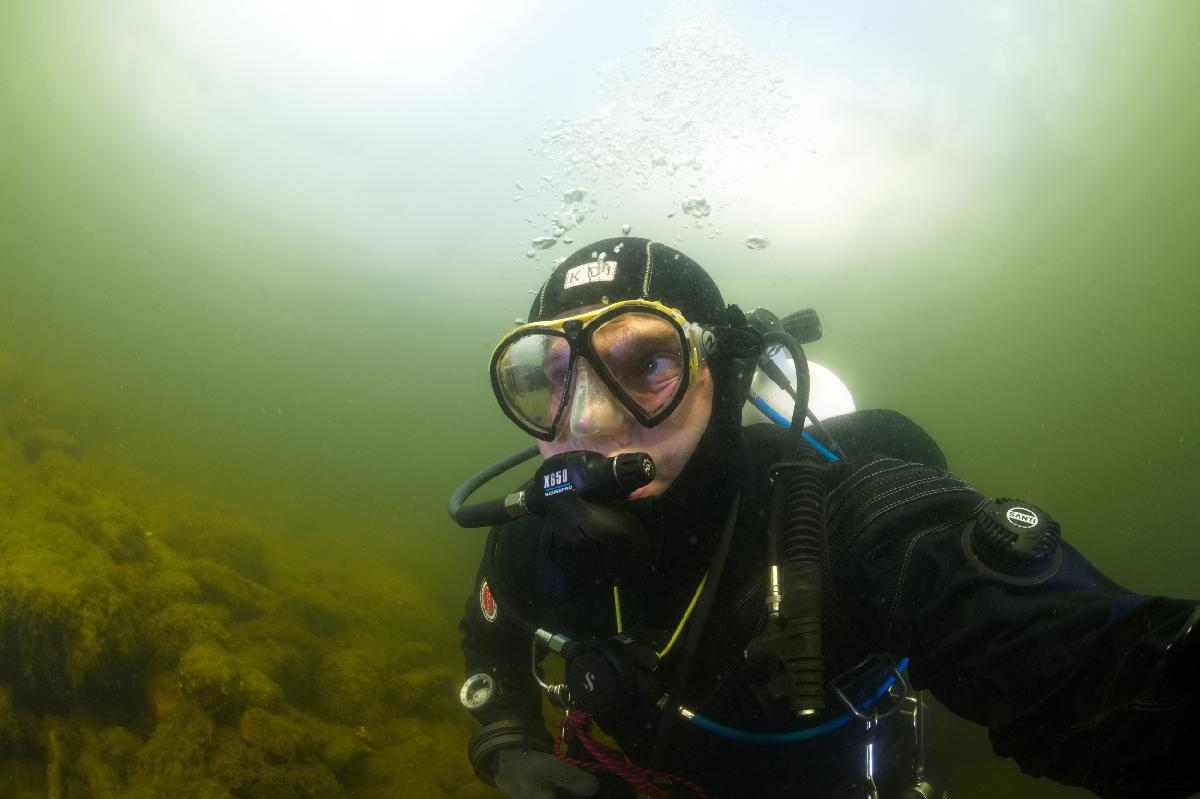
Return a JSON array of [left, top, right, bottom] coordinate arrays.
[[1, 2, 1196, 796]]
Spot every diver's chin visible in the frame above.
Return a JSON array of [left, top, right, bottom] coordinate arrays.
[[627, 479, 669, 501]]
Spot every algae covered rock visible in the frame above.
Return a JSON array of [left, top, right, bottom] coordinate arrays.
[[74, 724, 141, 796], [0, 684, 21, 752], [160, 513, 268, 582], [17, 424, 80, 462], [189, 559, 278, 619], [128, 703, 234, 799], [0, 520, 142, 708], [312, 646, 390, 726], [73, 490, 149, 562], [237, 707, 317, 760], [357, 717, 489, 799], [0, 360, 491, 797], [178, 640, 282, 714], [147, 602, 231, 663], [139, 569, 204, 613]]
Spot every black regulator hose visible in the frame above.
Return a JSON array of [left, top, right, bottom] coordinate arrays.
[[447, 445, 540, 528], [761, 329, 829, 716]]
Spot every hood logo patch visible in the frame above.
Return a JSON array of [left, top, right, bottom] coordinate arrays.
[[564, 260, 617, 289], [479, 579, 498, 622]]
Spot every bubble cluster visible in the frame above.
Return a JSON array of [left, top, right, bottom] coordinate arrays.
[[682, 197, 712, 219], [516, 13, 792, 256]]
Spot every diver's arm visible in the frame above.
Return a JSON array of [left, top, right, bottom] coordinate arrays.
[[818, 408, 947, 470], [458, 523, 554, 743], [827, 457, 1200, 798]]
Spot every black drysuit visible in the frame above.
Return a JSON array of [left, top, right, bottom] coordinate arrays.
[[460, 413, 1199, 798]]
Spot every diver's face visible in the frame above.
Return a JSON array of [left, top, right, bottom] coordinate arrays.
[[537, 308, 713, 499]]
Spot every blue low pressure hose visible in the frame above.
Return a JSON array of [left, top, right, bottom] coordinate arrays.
[[750, 396, 840, 462], [677, 657, 910, 744]]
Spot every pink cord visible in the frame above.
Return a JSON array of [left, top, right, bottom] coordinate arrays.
[[556, 711, 708, 799]]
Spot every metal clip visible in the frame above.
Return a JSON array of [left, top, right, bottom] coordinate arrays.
[[831, 654, 910, 723], [863, 717, 880, 799]]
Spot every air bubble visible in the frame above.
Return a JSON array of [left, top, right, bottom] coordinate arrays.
[[743, 234, 770, 250], [682, 197, 711, 219]]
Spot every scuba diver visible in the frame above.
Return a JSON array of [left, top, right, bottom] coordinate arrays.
[[449, 237, 1199, 799]]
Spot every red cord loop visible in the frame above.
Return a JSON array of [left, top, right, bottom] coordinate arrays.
[[556, 711, 707, 799]]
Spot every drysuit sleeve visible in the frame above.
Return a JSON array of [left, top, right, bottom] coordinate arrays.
[[826, 456, 1200, 798], [458, 518, 555, 744]]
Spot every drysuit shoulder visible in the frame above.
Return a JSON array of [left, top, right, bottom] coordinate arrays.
[[819, 408, 946, 469], [742, 408, 946, 469]]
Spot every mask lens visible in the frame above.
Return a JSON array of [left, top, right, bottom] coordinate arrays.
[[590, 312, 688, 419], [493, 332, 572, 436]]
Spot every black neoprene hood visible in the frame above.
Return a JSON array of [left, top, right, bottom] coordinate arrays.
[[528, 238, 726, 324]]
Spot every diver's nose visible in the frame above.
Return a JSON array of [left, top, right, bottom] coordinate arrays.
[[567, 360, 629, 439]]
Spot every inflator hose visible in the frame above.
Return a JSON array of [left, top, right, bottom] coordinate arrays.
[[762, 329, 828, 716], [772, 450, 827, 714]]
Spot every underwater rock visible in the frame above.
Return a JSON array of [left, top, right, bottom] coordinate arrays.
[[276, 580, 351, 635], [0, 521, 142, 709], [145, 671, 185, 720], [130, 703, 232, 798], [139, 569, 204, 614], [160, 514, 268, 582], [147, 602, 232, 665], [313, 640, 458, 727], [230, 631, 313, 709], [313, 647, 388, 726], [17, 425, 79, 462], [0, 684, 20, 752], [177, 641, 282, 714], [237, 707, 317, 761], [209, 726, 344, 799], [73, 724, 141, 796], [0, 365, 489, 797], [177, 642, 239, 711], [73, 490, 149, 562], [357, 717, 491, 799], [392, 664, 459, 717], [189, 560, 278, 620], [307, 718, 370, 774]]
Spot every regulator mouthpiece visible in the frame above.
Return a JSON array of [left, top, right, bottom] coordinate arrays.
[[526, 450, 655, 516]]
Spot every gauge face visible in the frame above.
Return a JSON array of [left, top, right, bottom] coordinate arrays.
[[460, 673, 496, 710]]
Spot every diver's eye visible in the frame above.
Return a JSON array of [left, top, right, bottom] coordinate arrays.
[[642, 354, 676, 379]]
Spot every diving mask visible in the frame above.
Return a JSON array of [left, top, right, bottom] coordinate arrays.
[[490, 299, 713, 441]]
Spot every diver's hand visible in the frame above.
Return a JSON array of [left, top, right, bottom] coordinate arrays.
[[493, 748, 600, 799]]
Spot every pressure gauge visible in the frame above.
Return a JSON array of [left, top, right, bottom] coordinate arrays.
[[460, 673, 497, 710]]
